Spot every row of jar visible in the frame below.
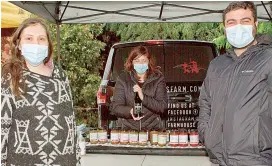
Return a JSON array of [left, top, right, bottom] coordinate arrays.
[[89, 129, 199, 147]]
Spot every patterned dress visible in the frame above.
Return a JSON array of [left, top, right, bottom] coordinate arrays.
[[1, 67, 80, 166]]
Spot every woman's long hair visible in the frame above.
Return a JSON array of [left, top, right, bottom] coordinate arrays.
[[2, 18, 53, 96], [125, 45, 160, 81]]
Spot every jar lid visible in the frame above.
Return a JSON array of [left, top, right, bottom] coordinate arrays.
[[129, 130, 137, 133], [111, 128, 119, 132], [170, 130, 179, 133], [158, 130, 167, 134], [98, 128, 107, 131], [139, 127, 148, 132], [179, 128, 187, 132], [190, 129, 198, 133]]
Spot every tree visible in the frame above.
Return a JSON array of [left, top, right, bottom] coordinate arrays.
[[106, 23, 222, 42], [214, 22, 272, 53], [106, 22, 272, 54], [49, 24, 106, 126]]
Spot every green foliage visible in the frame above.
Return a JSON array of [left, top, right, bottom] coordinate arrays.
[[48, 23, 105, 125], [106, 22, 222, 42], [214, 22, 272, 50], [107, 22, 272, 52], [258, 22, 272, 36]]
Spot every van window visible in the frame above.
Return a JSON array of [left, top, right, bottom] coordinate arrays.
[[111, 45, 164, 81], [164, 43, 214, 82]]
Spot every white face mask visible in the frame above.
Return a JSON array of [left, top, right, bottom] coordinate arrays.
[[133, 64, 148, 74], [225, 24, 254, 48], [21, 44, 48, 66]]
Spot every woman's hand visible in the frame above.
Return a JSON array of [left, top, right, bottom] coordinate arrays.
[[133, 84, 143, 100], [130, 108, 144, 121]]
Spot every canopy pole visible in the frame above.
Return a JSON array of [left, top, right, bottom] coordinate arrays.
[[55, 2, 61, 68], [57, 22, 61, 67], [261, 1, 272, 21]]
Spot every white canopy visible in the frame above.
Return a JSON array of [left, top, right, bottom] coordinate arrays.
[[11, 1, 272, 24]]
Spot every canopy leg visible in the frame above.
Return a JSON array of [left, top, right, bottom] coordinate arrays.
[[57, 22, 61, 67]]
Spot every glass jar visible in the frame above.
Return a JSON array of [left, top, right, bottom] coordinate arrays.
[[129, 130, 138, 145], [158, 130, 167, 147], [89, 128, 98, 144], [169, 130, 179, 147], [150, 130, 158, 146], [138, 130, 148, 146], [98, 128, 107, 144], [179, 129, 188, 147], [120, 130, 129, 145], [110, 128, 120, 144], [189, 129, 199, 147]]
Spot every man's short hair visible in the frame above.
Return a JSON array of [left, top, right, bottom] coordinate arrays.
[[223, 1, 257, 24]]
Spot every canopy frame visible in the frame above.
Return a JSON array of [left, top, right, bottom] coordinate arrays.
[[11, 1, 272, 66]]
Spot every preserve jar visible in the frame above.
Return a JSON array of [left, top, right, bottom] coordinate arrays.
[[179, 129, 188, 147], [89, 128, 98, 144], [129, 130, 138, 145], [189, 129, 199, 147], [120, 130, 129, 145], [98, 128, 107, 144], [138, 130, 148, 146], [150, 130, 158, 146], [110, 128, 120, 144], [169, 130, 179, 147], [158, 130, 167, 147]]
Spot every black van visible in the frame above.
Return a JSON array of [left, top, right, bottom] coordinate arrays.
[[97, 40, 217, 130]]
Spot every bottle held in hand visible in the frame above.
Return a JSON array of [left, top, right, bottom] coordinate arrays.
[[134, 92, 143, 117]]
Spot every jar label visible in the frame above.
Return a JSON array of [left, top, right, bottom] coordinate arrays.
[[158, 135, 167, 144], [111, 133, 119, 141], [90, 133, 98, 141], [120, 133, 129, 142], [170, 135, 178, 143], [139, 134, 147, 143], [190, 135, 199, 144], [129, 134, 138, 142], [152, 134, 158, 143], [179, 135, 188, 143], [98, 132, 107, 141]]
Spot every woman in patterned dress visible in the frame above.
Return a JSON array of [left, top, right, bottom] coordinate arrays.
[[1, 18, 80, 166]]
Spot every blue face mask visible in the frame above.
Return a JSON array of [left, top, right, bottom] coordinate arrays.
[[21, 44, 48, 66], [133, 64, 148, 74], [225, 24, 254, 48]]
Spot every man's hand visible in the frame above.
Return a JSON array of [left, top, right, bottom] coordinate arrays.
[[130, 108, 144, 121], [133, 84, 143, 100]]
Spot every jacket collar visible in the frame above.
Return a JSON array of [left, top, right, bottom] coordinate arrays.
[[226, 34, 272, 61], [129, 71, 160, 86]]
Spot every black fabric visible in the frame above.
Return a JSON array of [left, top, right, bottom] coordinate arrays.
[[198, 34, 272, 166], [111, 71, 168, 131]]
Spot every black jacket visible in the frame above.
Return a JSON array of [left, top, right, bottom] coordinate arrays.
[[198, 34, 272, 166], [111, 71, 168, 130]]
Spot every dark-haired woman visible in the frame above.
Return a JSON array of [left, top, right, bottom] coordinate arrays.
[[111, 46, 167, 130]]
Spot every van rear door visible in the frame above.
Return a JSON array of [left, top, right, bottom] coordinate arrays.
[[163, 41, 217, 130], [102, 41, 217, 130]]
